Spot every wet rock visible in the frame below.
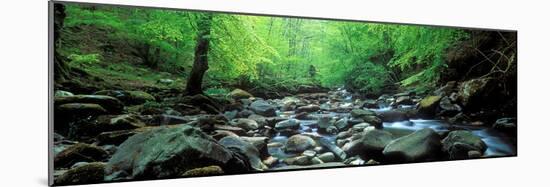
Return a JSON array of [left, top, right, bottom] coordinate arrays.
[[361, 99, 378, 108], [57, 103, 108, 118], [106, 125, 250, 179], [296, 105, 321, 113], [94, 90, 155, 105], [274, 119, 300, 131], [319, 138, 347, 161], [231, 118, 259, 131], [334, 118, 349, 130], [360, 115, 382, 129], [179, 94, 222, 114], [224, 110, 238, 120], [54, 162, 106, 185], [272, 162, 346, 170], [284, 155, 310, 166], [211, 130, 239, 140], [55, 95, 124, 114], [350, 109, 376, 118], [55, 90, 74, 97], [417, 96, 442, 118], [54, 143, 109, 169], [96, 114, 145, 130], [318, 152, 336, 162], [96, 130, 139, 145], [295, 112, 314, 120], [229, 89, 253, 99], [237, 109, 254, 118], [442, 130, 487, 159], [302, 150, 317, 158], [262, 156, 279, 167], [382, 128, 442, 162], [142, 114, 193, 126], [249, 100, 277, 117], [284, 135, 316, 153], [181, 165, 224, 177], [395, 96, 413, 105], [311, 157, 324, 164], [437, 96, 462, 116], [219, 136, 267, 171], [213, 124, 246, 136], [377, 110, 409, 122], [157, 79, 174, 84], [366, 159, 380, 165], [468, 150, 482, 158], [240, 136, 269, 159], [493, 118, 517, 136], [343, 129, 393, 159]]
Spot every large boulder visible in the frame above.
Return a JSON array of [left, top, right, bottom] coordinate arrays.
[[284, 135, 316, 153], [105, 125, 250, 180], [249, 100, 277, 117], [56, 103, 108, 118], [54, 162, 106, 185], [54, 143, 109, 169], [437, 96, 462, 116], [94, 90, 156, 105], [382, 128, 442, 162], [377, 110, 409, 122], [493, 118, 517, 136], [55, 95, 124, 114], [457, 78, 495, 109], [219, 136, 267, 171], [417, 96, 442, 118], [229, 89, 254, 99], [442, 130, 487, 159], [343, 129, 393, 159], [360, 115, 383, 129]]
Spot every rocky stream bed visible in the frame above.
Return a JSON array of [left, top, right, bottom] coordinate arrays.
[[52, 80, 517, 185]]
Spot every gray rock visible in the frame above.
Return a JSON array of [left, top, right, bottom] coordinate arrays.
[[231, 118, 259, 130], [274, 119, 300, 131], [249, 100, 277, 117], [55, 90, 74, 97], [318, 152, 336, 162], [351, 109, 376, 118], [54, 143, 109, 169], [106, 125, 250, 179], [382, 128, 442, 162], [284, 135, 316, 153], [296, 105, 321, 113], [55, 95, 124, 114], [344, 129, 393, 158], [219, 136, 266, 171], [55, 162, 106, 185], [442, 130, 487, 159]]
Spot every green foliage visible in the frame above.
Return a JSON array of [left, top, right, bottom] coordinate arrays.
[[68, 53, 101, 65], [60, 3, 469, 95]]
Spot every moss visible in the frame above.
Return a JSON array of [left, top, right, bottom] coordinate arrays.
[[55, 162, 106, 185], [419, 96, 442, 108], [181, 165, 224, 177]]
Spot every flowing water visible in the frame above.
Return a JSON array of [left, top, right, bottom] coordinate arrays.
[[266, 88, 516, 169]]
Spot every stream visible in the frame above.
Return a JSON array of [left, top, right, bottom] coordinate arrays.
[[266, 88, 516, 169]]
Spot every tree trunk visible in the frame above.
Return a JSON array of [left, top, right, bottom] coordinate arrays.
[[53, 3, 70, 82], [185, 14, 213, 95]]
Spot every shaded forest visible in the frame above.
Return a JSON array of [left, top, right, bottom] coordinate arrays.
[[52, 3, 517, 186]]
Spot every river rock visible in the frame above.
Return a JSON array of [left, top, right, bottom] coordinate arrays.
[[417, 96, 442, 118], [181, 165, 224, 177], [55, 95, 124, 114], [343, 129, 393, 159], [273, 162, 346, 170], [56, 103, 108, 118], [361, 99, 379, 108], [296, 105, 321, 113], [249, 100, 277, 117], [382, 128, 442, 162], [318, 152, 336, 162], [54, 143, 109, 169], [96, 129, 139, 145], [284, 135, 316, 153], [219, 136, 267, 171], [55, 90, 74, 97], [493, 118, 517, 135], [229, 89, 253, 99], [360, 115, 383, 129], [240, 136, 270, 159], [377, 110, 409, 122], [395, 96, 413, 105], [334, 118, 349, 130], [55, 162, 106, 185], [231, 118, 259, 130], [275, 119, 300, 131], [350, 109, 376, 118], [94, 90, 155, 105], [442, 130, 487, 159], [106, 125, 250, 179], [437, 96, 462, 116]]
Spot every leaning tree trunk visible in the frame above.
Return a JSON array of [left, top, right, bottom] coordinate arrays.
[[185, 14, 213, 95], [53, 3, 70, 82]]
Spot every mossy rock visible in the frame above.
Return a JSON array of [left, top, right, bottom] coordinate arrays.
[[55, 162, 106, 185], [54, 143, 109, 169], [417, 96, 442, 117], [181, 166, 224, 177], [229, 88, 254, 99]]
